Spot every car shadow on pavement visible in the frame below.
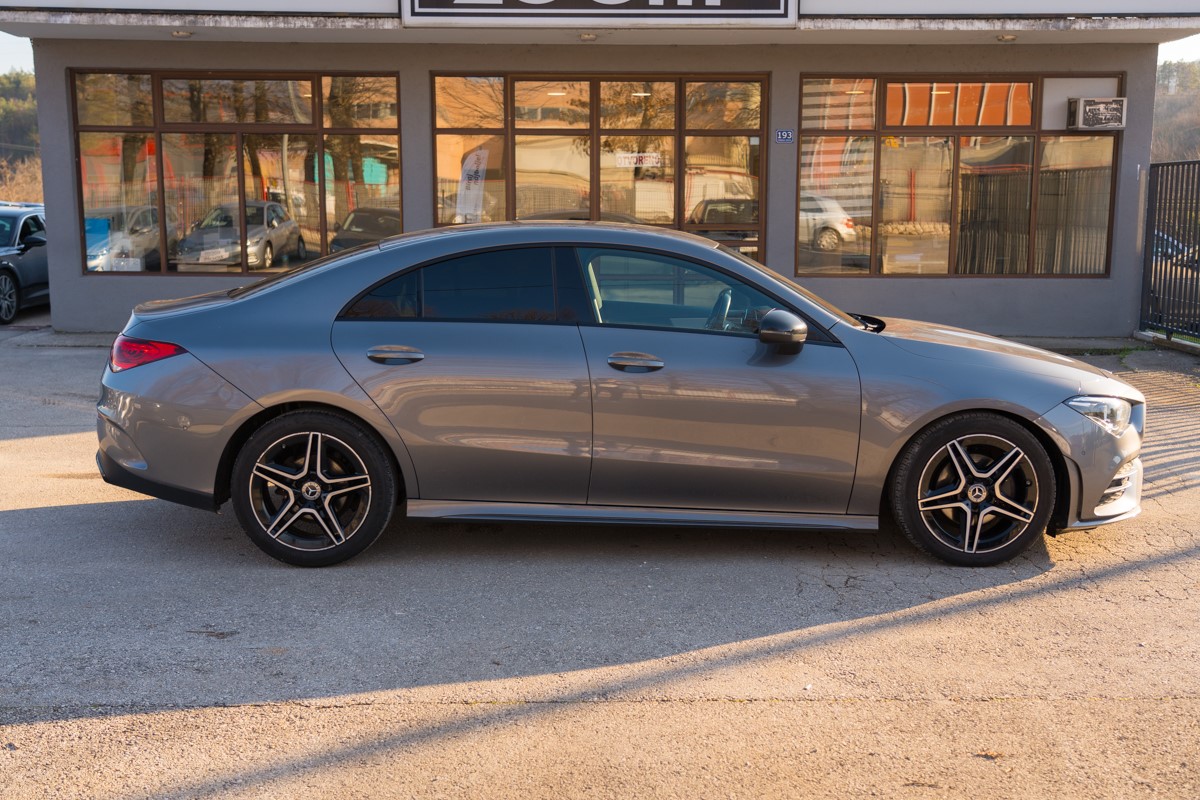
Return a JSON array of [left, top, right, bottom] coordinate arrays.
[[2, 494, 1060, 716]]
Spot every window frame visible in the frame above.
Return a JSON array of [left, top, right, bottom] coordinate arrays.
[[795, 72, 1123, 279], [431, 73, 769, 258], [71, 69, 402, 278]]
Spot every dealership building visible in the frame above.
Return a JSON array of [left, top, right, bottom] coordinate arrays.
[[2, 2, 1198, 333]]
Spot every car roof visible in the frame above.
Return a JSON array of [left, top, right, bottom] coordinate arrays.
[[377, 220, 725, 256]]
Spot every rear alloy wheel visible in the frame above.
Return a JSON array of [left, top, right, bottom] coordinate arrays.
[[890, 413, 1055, 566], [0, 271, 18, 325], [231, 411, 397, 566], [295, 237, 307, 261]]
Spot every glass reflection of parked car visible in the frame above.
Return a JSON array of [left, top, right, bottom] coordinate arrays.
[[85, 205, 180, 272], [686, 198, 758, 226], [329, 207, 402, 253], [1153, 231, 1198, 268], [798, 194, 857, 252], [175, 201, 306, 270], [0, 202, 47, 325]]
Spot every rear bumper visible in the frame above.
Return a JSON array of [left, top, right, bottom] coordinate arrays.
[[97, 448, 218, 511]]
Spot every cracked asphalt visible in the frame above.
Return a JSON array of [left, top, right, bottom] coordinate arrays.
[[1, 309, 1198, 799]]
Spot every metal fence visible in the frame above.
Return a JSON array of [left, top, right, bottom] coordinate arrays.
[[1142, 160, 1200, 338]]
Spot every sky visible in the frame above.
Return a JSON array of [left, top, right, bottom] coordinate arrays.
[[2, 28, 1200, 73]]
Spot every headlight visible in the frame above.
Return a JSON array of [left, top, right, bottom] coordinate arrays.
[[1067, 396, 1132, 436]]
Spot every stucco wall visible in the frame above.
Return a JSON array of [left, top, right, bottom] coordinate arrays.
[[33, 39, 1157, 334]]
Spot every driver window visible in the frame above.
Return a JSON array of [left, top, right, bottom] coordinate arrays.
[[576, 247, 776, 334]]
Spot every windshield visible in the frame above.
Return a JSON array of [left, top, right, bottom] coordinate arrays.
[[716, 244, 862, 329]]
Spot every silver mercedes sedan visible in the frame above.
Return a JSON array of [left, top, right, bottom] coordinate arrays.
[[96, 223, 1144, 567]]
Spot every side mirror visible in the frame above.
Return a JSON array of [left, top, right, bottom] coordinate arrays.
[[268, 218, 279, 229], [333, 221, 342, 233], [758, 308, 808, 354], [21, 233, 47, 249]]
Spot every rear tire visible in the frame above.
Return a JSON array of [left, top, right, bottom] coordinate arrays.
[[890, 412, 1055, 566], [231, 410, 398, 566]]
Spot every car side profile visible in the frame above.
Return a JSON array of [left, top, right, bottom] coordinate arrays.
[[97, 223, 1144, 567], [0, 202, 48, 325]]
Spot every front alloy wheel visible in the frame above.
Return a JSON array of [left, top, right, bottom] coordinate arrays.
[[891, 413, 1055, 566], [231, 411, 397, 566]]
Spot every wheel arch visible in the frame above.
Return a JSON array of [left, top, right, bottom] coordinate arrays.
[[880, 407, 1073, 532], [213, 400, 409, 508]]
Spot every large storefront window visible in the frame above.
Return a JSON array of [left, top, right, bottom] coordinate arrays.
[[435, 75, 765, 258], [74, 71, 401, 274], [798, 76, 1118, 277]]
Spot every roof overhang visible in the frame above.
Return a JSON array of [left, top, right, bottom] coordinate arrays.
[[1, 9, 1198, 46]]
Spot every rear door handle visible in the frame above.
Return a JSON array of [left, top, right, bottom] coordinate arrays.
[[366, 346, 425, 364], [607, 352, 665, 372]]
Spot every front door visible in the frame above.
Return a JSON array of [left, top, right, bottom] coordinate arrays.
[[576, 246, 861, 514]]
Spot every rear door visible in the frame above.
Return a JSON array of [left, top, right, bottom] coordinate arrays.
[[332, 246, 595, 503]]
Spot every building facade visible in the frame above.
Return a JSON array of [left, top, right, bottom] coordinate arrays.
[[2, 2, 1198, 333]]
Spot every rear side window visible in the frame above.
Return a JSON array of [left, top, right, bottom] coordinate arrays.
[[345, 247, 559, 322]]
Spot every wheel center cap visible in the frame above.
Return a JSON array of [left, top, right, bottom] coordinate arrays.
[[301, 481, 322, 501], [967, 483, 989, 503]]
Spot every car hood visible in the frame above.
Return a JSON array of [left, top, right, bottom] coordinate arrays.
[[874, 317, 1138, 396]]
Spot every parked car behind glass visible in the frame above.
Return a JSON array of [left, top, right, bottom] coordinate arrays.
[[85, 205, 180, 272], [329, 207, 402, 253], [175, 201, 306, 270]]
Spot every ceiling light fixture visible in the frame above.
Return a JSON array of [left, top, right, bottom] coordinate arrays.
[[579, 32, 597, 42], [170, 30, 193, 39], [996, 34, 1018, 43], [632, 92, 651, 97], [548, 91, 567, 96]]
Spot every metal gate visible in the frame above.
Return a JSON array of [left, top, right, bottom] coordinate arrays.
[[1142, 160, 1200, 338]]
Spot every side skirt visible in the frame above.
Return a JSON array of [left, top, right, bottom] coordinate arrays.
[[407, 500, 878, 531]]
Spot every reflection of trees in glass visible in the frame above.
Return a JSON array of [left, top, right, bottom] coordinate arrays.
[[686, 82, 761, 130], [599, 81, 674, 130], [75, 74, 152, 127], [436, 77, 505, 128]]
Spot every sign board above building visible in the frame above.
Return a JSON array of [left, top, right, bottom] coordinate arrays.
[[406, 0, 790, 24]]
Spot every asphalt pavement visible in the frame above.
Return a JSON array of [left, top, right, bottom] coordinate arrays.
[[1, 308, 1198, 799]]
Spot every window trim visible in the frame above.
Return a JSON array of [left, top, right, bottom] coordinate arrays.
[[71, 69, 402, 278], [430, 72, 769, 258], [795, 72, 1124, 279]]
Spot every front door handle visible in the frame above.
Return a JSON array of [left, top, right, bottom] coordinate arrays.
[[607, 352, 665, 372], [366, 345, 425, 365]]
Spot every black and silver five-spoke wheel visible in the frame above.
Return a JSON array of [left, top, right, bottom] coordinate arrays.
[[891, 413, 1055, 566], [232, 411, 397, 566]]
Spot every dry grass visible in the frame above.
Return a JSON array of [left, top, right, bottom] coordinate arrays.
[[0, 155, 43, 204]]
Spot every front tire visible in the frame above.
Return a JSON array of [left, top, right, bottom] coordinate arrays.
[[231, 411, 398, 566], [890, 412, 1055, 566], [0, 271, 18, 325]]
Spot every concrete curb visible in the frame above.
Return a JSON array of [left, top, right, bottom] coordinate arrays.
[[1133, 330, 1200, 358]]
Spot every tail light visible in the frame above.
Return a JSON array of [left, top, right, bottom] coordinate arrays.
[[110, 335, 187, 372], [843, 218, 855, 228]]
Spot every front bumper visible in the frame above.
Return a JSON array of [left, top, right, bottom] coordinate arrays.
[[1037, 401, 1145, 531]]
